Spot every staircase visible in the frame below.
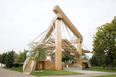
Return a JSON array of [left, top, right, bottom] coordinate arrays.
[[23, 57, 33, 73]]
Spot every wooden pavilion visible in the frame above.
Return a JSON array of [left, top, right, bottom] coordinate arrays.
[[23, 5, 90, 73]]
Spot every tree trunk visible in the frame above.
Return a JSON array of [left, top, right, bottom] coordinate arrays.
[[110, 56, 114, 70]]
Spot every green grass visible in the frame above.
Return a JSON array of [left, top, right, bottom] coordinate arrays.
[[4, 67, 23, 72], [30, 70, 82, 76], [83, 67, 116, 72], [4, 67, 82, 76], [90, 74, 116, 77]]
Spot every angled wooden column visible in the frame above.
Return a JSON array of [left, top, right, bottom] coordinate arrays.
[[55, 18, 62, 70], [77, 38, 82, 69]]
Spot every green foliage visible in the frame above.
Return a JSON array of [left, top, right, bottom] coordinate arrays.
[[5, 50, 15, 67], [89, 52, 110, 67], [31, 44, 48, 61], [0, 49, 28, 68], [62, 54, 73, 63], [30, 70, 81, 76], [1, 52, 7, 64], [16, 50, 28, 64], [89, 55, 99, 66], [14, 53, 19, 62], [92, 16, 116, 70]]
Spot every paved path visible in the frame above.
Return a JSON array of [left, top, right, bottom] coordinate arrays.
[[0, 67, 116, 77], [0, 68, 37, 77]]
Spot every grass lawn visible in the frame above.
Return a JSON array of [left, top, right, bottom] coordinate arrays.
[[30, 70, 82, 76], [83, 67, 116, 72], [90, 74, 116, 77], [4, 67, 82, 76], [4, 67, 23, 72]]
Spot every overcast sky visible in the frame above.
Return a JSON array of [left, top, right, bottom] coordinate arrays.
[[0, 0, 116, 57]]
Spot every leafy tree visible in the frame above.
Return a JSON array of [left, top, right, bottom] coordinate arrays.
[[93, 16, 116, 70], [17, 50, 28, 64], [17, 51, 24, 65], [1, 52, 7, 65], [90, 52, 110, 68], [89, 54, 99, 66], [5, 50, 15, 67], [16, 50, 28, 69], [14, 53, 19, 63]]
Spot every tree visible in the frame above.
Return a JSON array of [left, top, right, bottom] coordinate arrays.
[[93, 16, 116, 70], [89, 52, 109, 67], [16, 50, 28, 69], [14, 53, 19, 63], [5, 50, 15, 67], [31, 44, 48, 70], [32, 44, 48, 61], [0, 54, 2, 66], [89, 55, 99, 67], [17, 50, 28, 64], [1, 52, 7, 66]]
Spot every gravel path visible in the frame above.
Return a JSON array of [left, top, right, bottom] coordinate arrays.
[[0, 67, 116, 77]]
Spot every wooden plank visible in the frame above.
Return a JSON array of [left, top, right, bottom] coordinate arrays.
[[53, 5, 83, 39]]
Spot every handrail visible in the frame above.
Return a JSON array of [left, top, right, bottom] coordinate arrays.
[[31, 60, 35, 71], [23, 56, 30, 71]]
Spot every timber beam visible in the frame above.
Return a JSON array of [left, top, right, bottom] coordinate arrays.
[[53, 5, 83, 41]]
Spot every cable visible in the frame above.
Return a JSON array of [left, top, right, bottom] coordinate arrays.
[[62, 22, 66, 38], [64, 24, 72, 39], [38, 25, 52, 43], [82, 44, 89, 51], [31, 28, 48, 42]]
